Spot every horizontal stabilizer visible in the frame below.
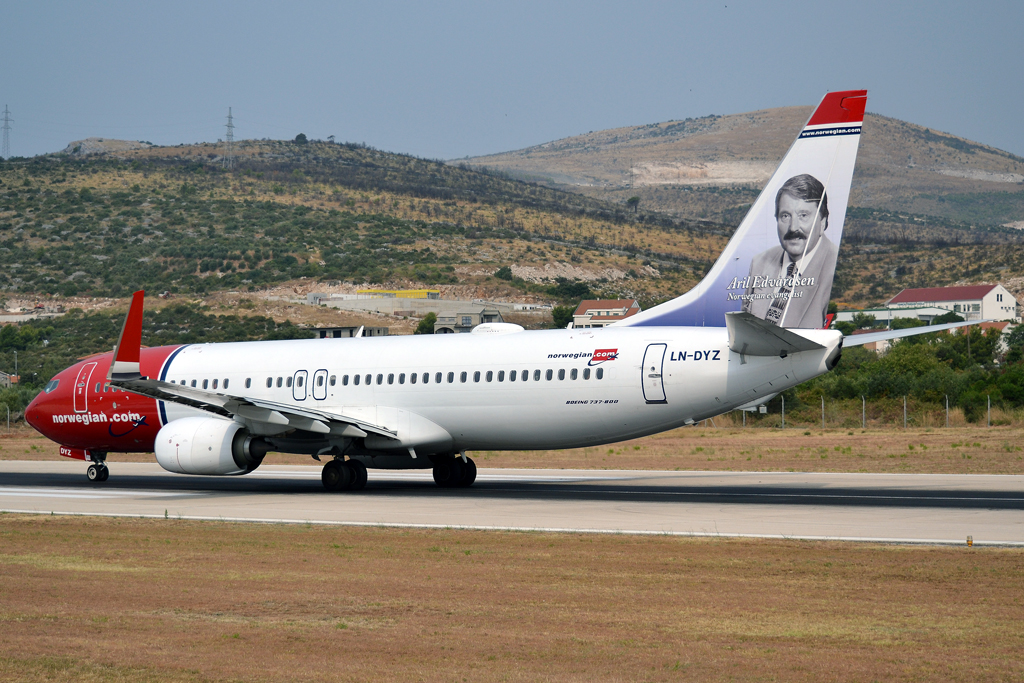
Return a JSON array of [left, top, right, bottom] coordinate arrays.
[[843, 320, 988, 347], [725, 311, 824, 357]]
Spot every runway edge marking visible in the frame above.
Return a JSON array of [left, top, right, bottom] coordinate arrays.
[[2, 508, 1021, 547]]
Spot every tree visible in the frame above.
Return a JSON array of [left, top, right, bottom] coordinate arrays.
[[494, 266, 513, 281], [626, 196, 640, 213], [294, 133, 308, 145], [932, 310, 965, 325], [552, 305, 575, 329], [415, 312, 437, 334]]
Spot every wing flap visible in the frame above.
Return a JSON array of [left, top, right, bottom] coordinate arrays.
[[111, 377, 394, 438]]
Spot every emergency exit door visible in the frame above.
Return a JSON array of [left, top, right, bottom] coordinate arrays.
[[642, 344, 667, 404]]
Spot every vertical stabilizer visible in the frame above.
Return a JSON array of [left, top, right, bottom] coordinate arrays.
[[619, 90, 866, 329]]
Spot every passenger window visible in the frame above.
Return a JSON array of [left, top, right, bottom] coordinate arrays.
[[297, 376, 304, 388], [399, 373, 405, 384], [212, 379, 218, 390], [103, 384, 109, 392], [365, 374, 371, 385], [245, 378, 251, 389], [276, 377, 283, 388], [203, 379, 209, 389], [534, 369, 541, 381], [180, 380, 186, 386], [460, 371, 467, 383], [191, 380, 197, 388], [376, 374, 383, 385], [422, 372, 429, 384], [486, 371, 493, 382], [435, 372, 442, 384], [330, 375, 336, 386], [266, 377, 273, 388], [596, 368, 604, 380], [447, 372, 455, 383], [387, 373, 394, 385], [317, 375, 324, 387], [570, 368, 578, 380], [509, 370, 516, 382], [583, 368, 591, 380], [286, 377, 293, 388], [410, 373, 417, 384], [473, 371, 480, 382], [521, 370, 528, 382], [497, 370, 505, 382], [343, 375, 349, 386], [95, 382, 100, 393], [224, 379, 230, 389], [558, 369, 565, 380], [545, 369, 552, 381], [353, 374, 360, 386]]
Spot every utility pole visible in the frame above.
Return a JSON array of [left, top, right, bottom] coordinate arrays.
[[224, 107, 235, 169], [1, 105, 12, 160]]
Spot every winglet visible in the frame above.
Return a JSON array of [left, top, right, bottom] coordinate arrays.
[[108, 290, 146, 380]]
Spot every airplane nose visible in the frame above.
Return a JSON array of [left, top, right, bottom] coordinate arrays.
[[24, 392, 43, 430]]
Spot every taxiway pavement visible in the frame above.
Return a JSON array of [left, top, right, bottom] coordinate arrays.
[[2, 461, 1023, 545]]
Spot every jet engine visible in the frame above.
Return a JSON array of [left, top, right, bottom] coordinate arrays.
[[155, 417, 271, 475]]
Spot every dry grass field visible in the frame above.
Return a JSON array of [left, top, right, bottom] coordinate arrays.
[[3, 423, 1023, 475], [0, 515, 1021, 682]]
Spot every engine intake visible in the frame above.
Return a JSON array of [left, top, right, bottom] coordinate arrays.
[[155, 417, 271, 475]]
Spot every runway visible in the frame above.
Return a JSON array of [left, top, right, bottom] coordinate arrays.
[[2, 460, 1023, 545]]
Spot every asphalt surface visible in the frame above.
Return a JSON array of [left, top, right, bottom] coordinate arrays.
[[2, 461, 1023, 546]]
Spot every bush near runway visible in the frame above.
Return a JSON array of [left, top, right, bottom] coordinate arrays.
[[0, 515, 1021, 682], [3, 422, 1024, 475]]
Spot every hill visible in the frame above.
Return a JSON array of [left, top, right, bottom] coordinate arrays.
[[462, 107, 1024, 230]]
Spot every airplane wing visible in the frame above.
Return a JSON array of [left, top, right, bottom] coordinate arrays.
[[842, 319, 988, 347], [106, 291, 393, 439]]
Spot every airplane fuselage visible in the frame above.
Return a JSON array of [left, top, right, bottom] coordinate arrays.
[[27, 325, 841, 463]]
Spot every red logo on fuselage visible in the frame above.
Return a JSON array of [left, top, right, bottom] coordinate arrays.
[[589, 348, 618, 366]]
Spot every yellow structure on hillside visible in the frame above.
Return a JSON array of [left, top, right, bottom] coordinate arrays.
[[356, 289, 440, 300]]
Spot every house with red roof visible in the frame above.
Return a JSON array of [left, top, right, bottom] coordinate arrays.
[[572, 300, 641, 328], [886, 285, 1020, 323]]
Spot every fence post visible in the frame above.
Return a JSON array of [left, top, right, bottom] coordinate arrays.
[[742, 410, 746, 427], [781, 395, 785, 430], [821, 396, 825, 430], [6, 405, 8, 433], [904, 395, 907, 429], [945, 395, 949, 428], [988, 395, 991, 427], [862, 395, 866, 430]]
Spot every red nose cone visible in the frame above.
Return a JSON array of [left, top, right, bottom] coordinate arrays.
[[24, 392, 43, 431]]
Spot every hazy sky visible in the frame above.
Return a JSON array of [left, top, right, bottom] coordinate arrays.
[[3, 1, 1023, 160]]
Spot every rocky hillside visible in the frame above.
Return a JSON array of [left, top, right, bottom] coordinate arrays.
[[462, 107, 1024, 229]]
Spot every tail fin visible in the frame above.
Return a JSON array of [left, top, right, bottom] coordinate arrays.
[[619, 90, 866, 329]]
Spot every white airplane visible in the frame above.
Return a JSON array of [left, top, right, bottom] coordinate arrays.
[[25, 89, 974, 489]]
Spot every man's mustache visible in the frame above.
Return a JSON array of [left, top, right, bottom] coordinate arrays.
[[783, 230, 808, 241]]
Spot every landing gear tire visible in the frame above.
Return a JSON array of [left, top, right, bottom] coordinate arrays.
[[432, 458, 466, 488], [346, 459, 368, 491], [322, 459, 353, 492], [457, 457, 477, 488], [87, 464, 108, 482]]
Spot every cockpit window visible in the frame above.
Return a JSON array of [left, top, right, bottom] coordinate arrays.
[[44, 379, 60, 394]]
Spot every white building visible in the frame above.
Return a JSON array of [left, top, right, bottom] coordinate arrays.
[[886, 285, 1020, 323], [572, 299, 641, 328]]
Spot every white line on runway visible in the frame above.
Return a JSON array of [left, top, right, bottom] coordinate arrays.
[[0, 486, 204, 500], [1, 508, 1019, 547], [249, 470, 629, 482]]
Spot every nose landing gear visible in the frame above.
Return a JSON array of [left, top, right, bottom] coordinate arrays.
[[86, 452, 109, 482]]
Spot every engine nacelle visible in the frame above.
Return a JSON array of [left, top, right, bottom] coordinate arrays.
[[155, 417, 270, 475]]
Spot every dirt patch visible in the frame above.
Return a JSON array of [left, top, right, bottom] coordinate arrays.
[[0, 515, 1020, 682], [6, 423, 1024, 475]]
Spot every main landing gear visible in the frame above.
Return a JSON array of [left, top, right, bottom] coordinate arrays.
[[432, 455, 477, 488], [86, 452, 109, 482], [321, 458, 368, 492]]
